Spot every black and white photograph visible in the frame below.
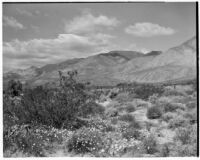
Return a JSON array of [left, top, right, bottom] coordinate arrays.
[[2, 1, 198, 157]]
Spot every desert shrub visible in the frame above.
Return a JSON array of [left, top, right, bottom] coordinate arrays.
[[174, 125, 197, 145], [183, 109, 197, 124], [67, 127, 103, 154], [168, 116, 189, 129], [161, 102, 185, 113], [6, 79, 22, 97], [3, 125, 45, 157], [125, 102, 136, 113], [134, 84, 164, 100], [162, 112, 177, 122], [142, 134, 158, 154], [186, 101, 197, 109], [146, 106, 162, 119], [4, 71, 97, 129], [119, 114, 135, 123], [105, 107, 119, 117], [159, 143, 171, 157], [79, 101, 105, 118], [162, 89, 186, 97], [115, 92, 131, 103], [148, 94, 159, 104], [122, 128, 141, 140], [110, 118, 118, 125]]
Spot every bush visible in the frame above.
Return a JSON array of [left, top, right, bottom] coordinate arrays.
[[186, 101, 197, 109], [119, 114, 135, 123], [4, 70, 97, 129], [162, 89, 186, 97], [115, 92, 131, 103], [168, 116, 189, 129], [122, 128, 141, 140], [162, 102, 180, 113], [146, 106, 162, 119], [173, 125, 196, 145], [162, 112, 177, 122], [142, 134, 158, 154], [125, 102, 136, 113], [67, 127, 103, 154], [134, 84, 164, 100]]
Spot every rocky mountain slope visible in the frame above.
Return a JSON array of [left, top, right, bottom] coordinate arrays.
[[3, 37, 196, 86]]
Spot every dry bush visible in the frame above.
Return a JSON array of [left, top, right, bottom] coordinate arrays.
[[168, 115, 189, 129], [146, 106, 162, 119], [162, 112, 177, 122], [142, 134, 158, 154], [125, 102, 136, 113], [162, 88, 186, 97], [115, 92, 131, 103], [119, 114, 135, 123], [186, 101, 197, 110]]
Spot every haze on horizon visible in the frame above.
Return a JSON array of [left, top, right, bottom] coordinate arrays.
[[3, 2, 196, 72]]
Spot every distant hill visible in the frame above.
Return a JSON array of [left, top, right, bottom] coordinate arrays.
[[3, 37, 196, 87]]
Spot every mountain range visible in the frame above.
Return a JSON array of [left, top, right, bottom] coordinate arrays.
[[3, 36, 196, 87]]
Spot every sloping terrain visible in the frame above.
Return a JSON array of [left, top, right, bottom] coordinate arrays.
[[3, 37, 196, 86]]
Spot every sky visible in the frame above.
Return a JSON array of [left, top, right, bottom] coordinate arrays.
[[3, 2, 196, 72]]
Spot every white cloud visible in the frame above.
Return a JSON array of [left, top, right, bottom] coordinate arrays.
[[65, 12, 119, 34], [3, 16, 25, 30], [16, 8, 41, 16], [125, 22, 175, 37], [3, 33, 115, 71]]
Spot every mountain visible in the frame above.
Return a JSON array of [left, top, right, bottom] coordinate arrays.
[[119, 36, 196, 83], [3, 37, 196, 86]]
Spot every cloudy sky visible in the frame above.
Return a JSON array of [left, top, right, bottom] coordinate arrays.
[[3, 2, 196, 72]]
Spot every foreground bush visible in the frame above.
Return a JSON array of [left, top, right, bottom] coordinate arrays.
[[142, 134, 158, 154], [146, 106, 162, 119], [4, 71, 98, 129], [67, 127, 103, 154]]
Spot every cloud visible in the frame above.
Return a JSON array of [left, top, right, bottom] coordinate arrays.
[[65, 12, 119, 34], [3, 16, 25, 30], [125, 22, 175, 37], [3, 33, 115, 71], [16, 8, 41, 16]]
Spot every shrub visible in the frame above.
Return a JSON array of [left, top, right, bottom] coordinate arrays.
[[173, 125, 197, 145], [186, 101, 197, 110], [122, 128, 141, 140], [168, 116, 189, 129], [67, 127, 103, 154], [119, 114, 135, 123], [162, 102, 180, 113], [4, 70, 97, 129], [142, 134, 158, 154], [159, 143, 171, 157], [125, 102, 136, 113], [146, 106, 162, 119], [134, 84, 164, 100], [162, 89, 186, 97], [148, 94, 159, 104], [162, 112, 177, 122], [115, 92, 131, 103]]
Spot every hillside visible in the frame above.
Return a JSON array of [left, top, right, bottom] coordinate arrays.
[[3, 37, 196, 86]]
